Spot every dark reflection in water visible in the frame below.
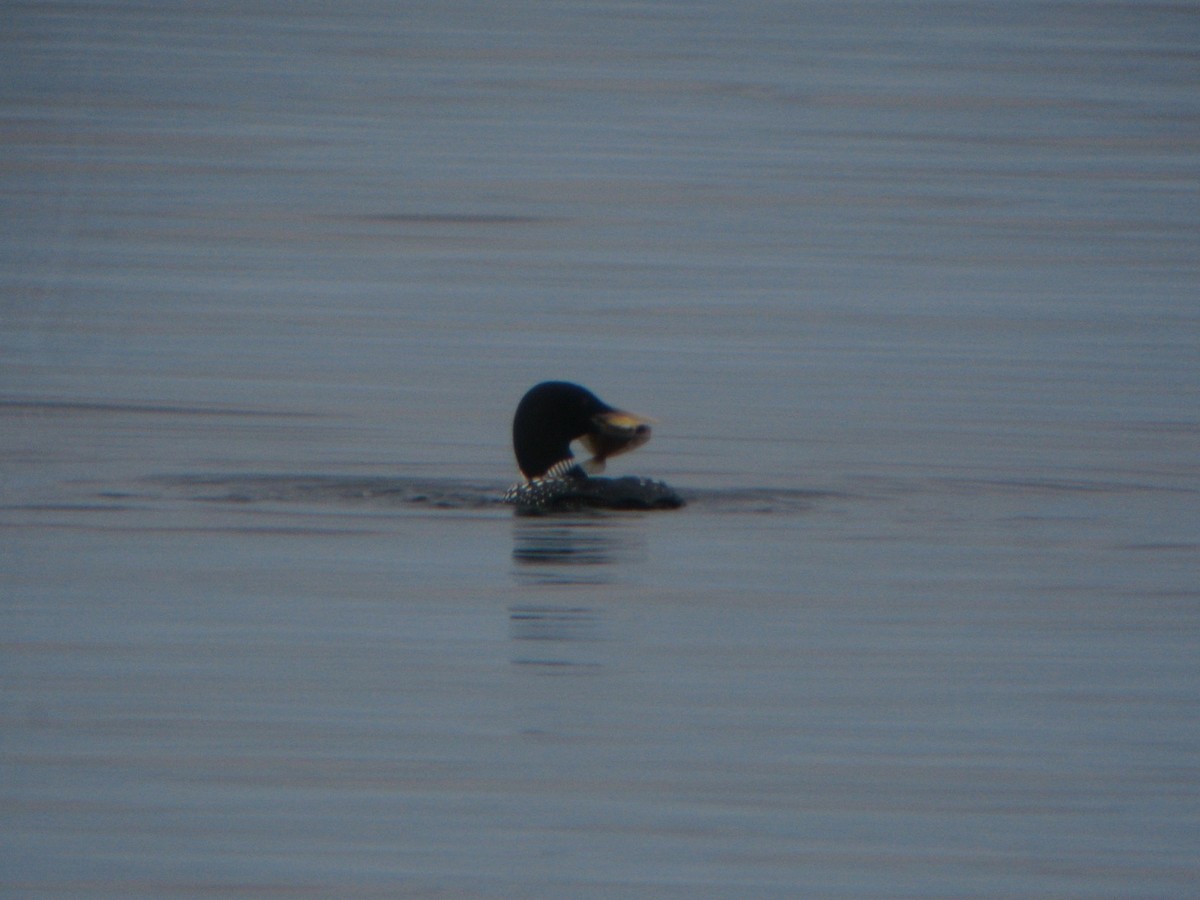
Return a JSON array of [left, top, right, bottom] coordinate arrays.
[[510, 516, 645, 586], [507, 518, 636, 673], [508, 605, 602, 673], [509, 605, 599, 643]]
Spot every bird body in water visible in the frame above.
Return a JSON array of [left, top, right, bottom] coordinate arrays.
[[504, 381, 684, 513]]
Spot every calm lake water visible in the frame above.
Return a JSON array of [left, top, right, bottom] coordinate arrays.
[[3, 2, 1198, 897]]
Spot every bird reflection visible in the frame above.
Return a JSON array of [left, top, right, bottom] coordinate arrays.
[[508, 605, 599, 645], [507, 602, 604, 675], [510, 517, 642, 586]]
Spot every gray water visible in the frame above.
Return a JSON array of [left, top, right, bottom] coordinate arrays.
[[3, 2, 1198, 897]]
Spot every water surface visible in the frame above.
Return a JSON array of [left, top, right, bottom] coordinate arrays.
[[3, 2, 1198, 897]]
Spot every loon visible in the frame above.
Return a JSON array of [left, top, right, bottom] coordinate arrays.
[[503, 381, 685, 514]]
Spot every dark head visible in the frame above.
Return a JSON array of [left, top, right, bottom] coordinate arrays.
[[512, 381, 653, 480]]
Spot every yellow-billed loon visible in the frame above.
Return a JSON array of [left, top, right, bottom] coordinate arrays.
[[503, 381, 684, 513]]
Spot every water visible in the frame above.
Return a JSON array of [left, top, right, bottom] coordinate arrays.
[[3, 2, 1198, 897]]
